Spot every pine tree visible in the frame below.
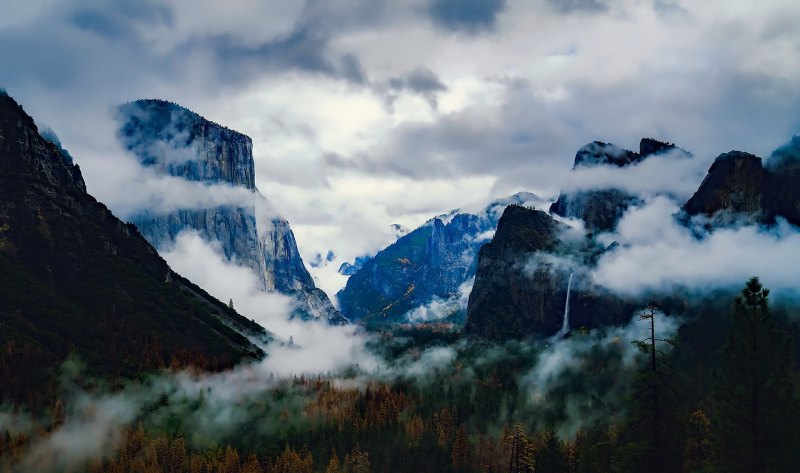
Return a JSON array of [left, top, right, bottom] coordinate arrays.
[[241, 453, 262, 473], [534, 428, 566, 473], [682, 410, 712, 473], [712, 277, 799, 472], [343, 443, 370, 473], [326, 448, 342, 473], [168, 436, 186, 473], [505, 424, 534, 473], [222, 446, 241, 473], [624, 302, 676, 472], [451, 424, 470, 470]]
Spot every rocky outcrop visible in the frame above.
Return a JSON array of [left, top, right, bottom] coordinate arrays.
[[464, 206, 632, 340], [119, 99, 256, 189], [0, 93, 263, 403], [118, 100, 345, 324], [765, 136, 800, 226], [262, 218, 315, 292], [338, 255, 371, 276], [683, 151, 765, 221], [683, 140, 800, 227], [572, 140, 643, 169], [551, 138, 685, 232], [550, 188, 640, 233], [337, 192, 546, 324]]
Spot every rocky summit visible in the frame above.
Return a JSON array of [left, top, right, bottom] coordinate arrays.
[[551, 138, 687, 233], [463, 205, 633, 339], [684, 140, 800, 227], [118, 100, 345, 324]]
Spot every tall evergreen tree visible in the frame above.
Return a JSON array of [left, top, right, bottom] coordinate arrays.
[[505, 424, 534, 473], [712, 277, 799, 472], [621, 303, 677, 472]]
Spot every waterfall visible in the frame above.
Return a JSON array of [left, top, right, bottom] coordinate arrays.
[[557, 273, 574, 338]]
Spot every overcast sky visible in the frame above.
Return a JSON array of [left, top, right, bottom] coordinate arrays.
[[2, 0, 799, 296]]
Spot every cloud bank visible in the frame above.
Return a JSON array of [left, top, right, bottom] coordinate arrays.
[[592, 197, 800, 296]]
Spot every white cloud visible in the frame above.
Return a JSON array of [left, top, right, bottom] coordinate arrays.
[[561, 149, 710, 201], [405, 278, 474, 323], [161, 231, 379, 375], [592, 196, 800, 296]]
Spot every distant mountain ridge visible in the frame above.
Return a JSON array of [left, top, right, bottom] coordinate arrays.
[[0, 93, 264, 405], [118, 99, 346, 324], [336, 192, 548, 324]]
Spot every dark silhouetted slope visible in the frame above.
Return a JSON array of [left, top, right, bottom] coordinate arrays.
[[0, 93, 263, 406], [465, 205, 633, 340]]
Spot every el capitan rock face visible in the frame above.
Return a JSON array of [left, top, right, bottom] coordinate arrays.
[[0, 93, 263, 403], [118, 100, 345, 324], [120, 99, 256, 189]]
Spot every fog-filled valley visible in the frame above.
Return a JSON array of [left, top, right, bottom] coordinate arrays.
[[3, 1, 800, 472]]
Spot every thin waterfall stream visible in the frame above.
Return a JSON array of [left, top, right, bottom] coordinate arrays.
[[557, 272, 574, 338]]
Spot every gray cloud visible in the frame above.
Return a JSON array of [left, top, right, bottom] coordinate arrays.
[[546, 0, 609, 14], [193, 26, 367, 85], [386, 67, 448, 109], [427, 0, 508, 32], [325, 63, 800, 199], [68, 0, 173, 40], [0, 0, 372, 101]]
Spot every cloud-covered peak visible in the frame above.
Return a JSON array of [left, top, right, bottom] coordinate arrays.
[[768, 135, 800, 169]]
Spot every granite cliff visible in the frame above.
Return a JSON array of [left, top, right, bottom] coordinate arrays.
[[118, 100, 345, 324]]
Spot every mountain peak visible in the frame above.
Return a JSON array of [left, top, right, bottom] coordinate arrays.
[[0, 94, 86, 193], [768, 135, 800, 170], [573, 141, 641, 169], [683, 150, 765, 220], [572, 137, 685, 170], [553, 137, 687, 232], [639, 137, 679, 157], [118, 100, 256, 190], [120, 99, 345, 324]]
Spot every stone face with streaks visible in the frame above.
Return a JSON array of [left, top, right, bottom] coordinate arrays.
[[118, 99, 346, 324]]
